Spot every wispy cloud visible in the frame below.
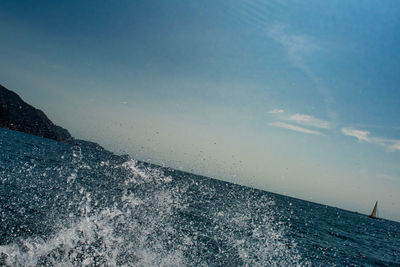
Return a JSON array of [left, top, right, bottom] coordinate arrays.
[[268, 24, 320, 69], [376, 173, 398, 182], [341, 128, 400, 151], [341, 128, 370, 142], [268, 24, 320, 71], [267, 23, 336, 121], [268, 109, 284, 114], [269, 122, 322, 136], [290, 113, 330, 129], [389, 141, 400, 151]]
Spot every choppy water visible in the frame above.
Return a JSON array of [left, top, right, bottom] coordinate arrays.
[[0, 127, 399, 266]]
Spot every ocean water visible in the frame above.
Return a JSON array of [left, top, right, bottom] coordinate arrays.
[[0, 128, 399, 266]]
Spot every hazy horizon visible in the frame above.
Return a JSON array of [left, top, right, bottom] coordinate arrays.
[[1, 0, 399, 221]]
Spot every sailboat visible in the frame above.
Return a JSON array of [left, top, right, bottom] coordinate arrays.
[[368, 201, 378, 219]]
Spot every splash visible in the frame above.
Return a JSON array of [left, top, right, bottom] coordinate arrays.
[[0, 140, 306, 266]]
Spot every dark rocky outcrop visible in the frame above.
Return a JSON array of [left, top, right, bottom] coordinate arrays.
[[0, 84, 72, 142]]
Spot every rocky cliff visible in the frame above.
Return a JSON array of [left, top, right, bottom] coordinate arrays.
[[0, 84, 72, 142]]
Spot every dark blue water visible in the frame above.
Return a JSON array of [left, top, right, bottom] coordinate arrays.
[[1, 128, 399, 266]]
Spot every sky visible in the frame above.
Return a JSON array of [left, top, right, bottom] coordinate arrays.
[[1, 0, 400, 221]]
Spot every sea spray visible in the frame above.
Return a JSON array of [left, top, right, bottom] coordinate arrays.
[[0, 128, 304, 266], [2, 128, 398, 266]]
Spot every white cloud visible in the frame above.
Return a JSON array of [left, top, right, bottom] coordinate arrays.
[[269, 122, 322, 136], [341, 127, 400, 151], [388, 141, 400, 151], [268, 109, 284, 114], [290, 113, 330, 129], [341, 128, 370, 142]]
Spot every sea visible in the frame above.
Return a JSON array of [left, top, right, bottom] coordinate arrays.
[[0, 127, 399, 266]]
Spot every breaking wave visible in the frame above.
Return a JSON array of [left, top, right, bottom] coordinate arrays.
[[0, 134, 305, 266]]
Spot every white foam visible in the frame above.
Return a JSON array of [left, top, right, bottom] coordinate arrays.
[[1, 157, 307, 266]]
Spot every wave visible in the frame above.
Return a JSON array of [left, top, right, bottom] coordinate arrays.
[[0, 132, 305, 266]]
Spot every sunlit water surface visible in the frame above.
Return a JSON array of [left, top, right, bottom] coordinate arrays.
[[0, 128, 399, 266]]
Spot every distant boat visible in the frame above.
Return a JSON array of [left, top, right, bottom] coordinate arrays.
[[368, 201, 378, 219]]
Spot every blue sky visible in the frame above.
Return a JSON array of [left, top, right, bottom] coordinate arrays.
[[1, 0, 400, 221]]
